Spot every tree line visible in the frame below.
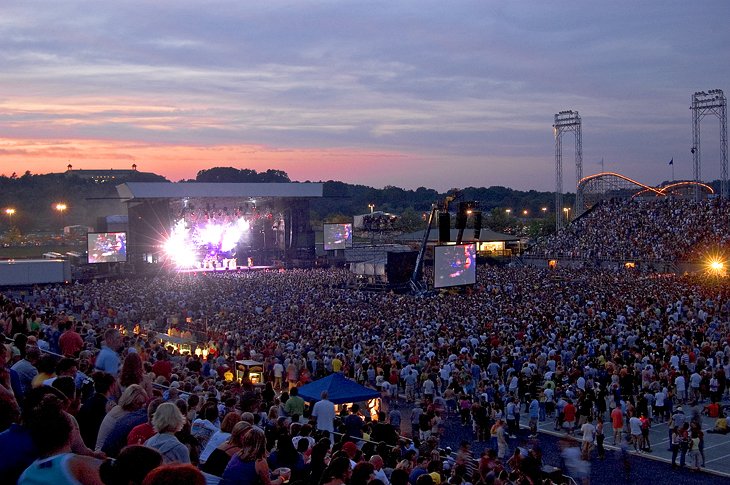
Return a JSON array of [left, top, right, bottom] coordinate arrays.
[[10, 166, 720, 237]]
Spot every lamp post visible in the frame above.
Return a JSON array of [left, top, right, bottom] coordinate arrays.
[[368, 203, 375, 214], [54, 203, 67, 235], [4, 208, 15, 226], [563, 207, 571, 222]]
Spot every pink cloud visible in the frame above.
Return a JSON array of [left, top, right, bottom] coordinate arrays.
[[0, 137, 429, 186]]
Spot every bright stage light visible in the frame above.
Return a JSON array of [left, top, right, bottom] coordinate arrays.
[[163, 220, 198, 268], [706, 258, 727, 277], [164, 237, 198, 268], [162, 215, 254, 269], [200, 223, 224, 245], [221, 218, 250, 252]]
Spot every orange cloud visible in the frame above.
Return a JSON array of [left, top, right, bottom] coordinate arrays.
[[0, 137, 429, 187]]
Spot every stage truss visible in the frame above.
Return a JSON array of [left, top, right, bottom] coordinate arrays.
[[554, 110, 582, 232], [691, 89, 728, 199]]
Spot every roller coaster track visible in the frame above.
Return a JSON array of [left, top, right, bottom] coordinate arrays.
[[576, 172, 714, 214]]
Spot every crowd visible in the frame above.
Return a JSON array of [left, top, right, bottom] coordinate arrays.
[[527, 197, 730, 262], [0, 261, 729, 485]]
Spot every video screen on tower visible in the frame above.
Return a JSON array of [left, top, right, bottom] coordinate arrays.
[[323, 223, 352, 250], [87, 232, 127, 264], [433, 243, 477, 288]]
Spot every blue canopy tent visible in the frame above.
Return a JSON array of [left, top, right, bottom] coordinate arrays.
[[297, 373, 380, 404]]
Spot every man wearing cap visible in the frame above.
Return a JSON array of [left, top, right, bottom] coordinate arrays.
[[341, 441, 358, 469], [668, 406, 685, 449]]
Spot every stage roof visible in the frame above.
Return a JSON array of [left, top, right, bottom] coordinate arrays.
[[116, 182, 324, 200]]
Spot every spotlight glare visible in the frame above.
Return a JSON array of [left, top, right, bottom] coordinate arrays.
[[163, 220, 198, 268], [706, 257, 727, 277]]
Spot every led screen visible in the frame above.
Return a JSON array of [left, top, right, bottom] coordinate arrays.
[[433, 243, 476, 288], [87, 232, 127, 263], [323, 223, 353, 250]]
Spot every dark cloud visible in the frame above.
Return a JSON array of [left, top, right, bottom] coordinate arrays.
[[0, 0, 728, 190]]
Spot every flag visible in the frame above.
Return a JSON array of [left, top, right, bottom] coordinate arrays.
[[668, 158, 673, 165]]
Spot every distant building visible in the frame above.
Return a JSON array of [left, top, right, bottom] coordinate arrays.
[[353, 210, 399, 230], [64, 224, 93, 236], [96, 215, 128, 233], [64, 163, 157, 183], [396, 228, 522, 257]]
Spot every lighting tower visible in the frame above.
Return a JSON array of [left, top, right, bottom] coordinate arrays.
[[691, 90, 728, 199], [553, 110, 582, 231]]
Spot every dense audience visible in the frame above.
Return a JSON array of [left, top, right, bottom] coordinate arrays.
[[527, 197, 730, 262], [0, 258, 729, 484]]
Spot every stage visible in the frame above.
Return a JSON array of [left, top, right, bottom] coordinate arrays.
[[175, 264, 280, 274], [116, 182, 321, 272]]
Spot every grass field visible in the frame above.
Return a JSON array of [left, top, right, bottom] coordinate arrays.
[[0, 244, 84, 259]]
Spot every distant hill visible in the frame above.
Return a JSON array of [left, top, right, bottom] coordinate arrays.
[[0, 170, 167, 233]]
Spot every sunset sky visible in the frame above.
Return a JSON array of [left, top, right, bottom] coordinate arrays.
[[1, 1, 728, 191]]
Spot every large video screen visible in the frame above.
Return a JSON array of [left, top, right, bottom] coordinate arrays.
[[434, 243, 477, 288], [324, 223, 352, 250], [87, 232, 127, 263]]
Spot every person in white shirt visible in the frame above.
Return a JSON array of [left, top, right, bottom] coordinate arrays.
[[654, 389, 666, 422], [580, 420, 595, 459], [422, 378, 435, 402], [674, 375, 686, 403], [439, 365, 451, 394], [273, 361, 284, 390], [544, 387, 555, 417], [369, 455, 390, 485], [312, 390, 336, 440], [629, 414, 642, 451], [689, 372, 701, 402]]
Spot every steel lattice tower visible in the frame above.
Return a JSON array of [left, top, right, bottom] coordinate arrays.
[[691, 90, 728, 199], [553, 110, 582, 231]]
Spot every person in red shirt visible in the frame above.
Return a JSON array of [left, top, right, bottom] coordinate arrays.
[[563, 400, 577, 435], [704, 402, 720, 418], [611, 406, 624, 445], [128, 398, 164, 446], [151, 352, 173, 381], [58, 322, 84, 357]]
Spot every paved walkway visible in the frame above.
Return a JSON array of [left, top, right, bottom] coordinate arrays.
[[515, 404, 730, 478], [389, 398, 730, 484]]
